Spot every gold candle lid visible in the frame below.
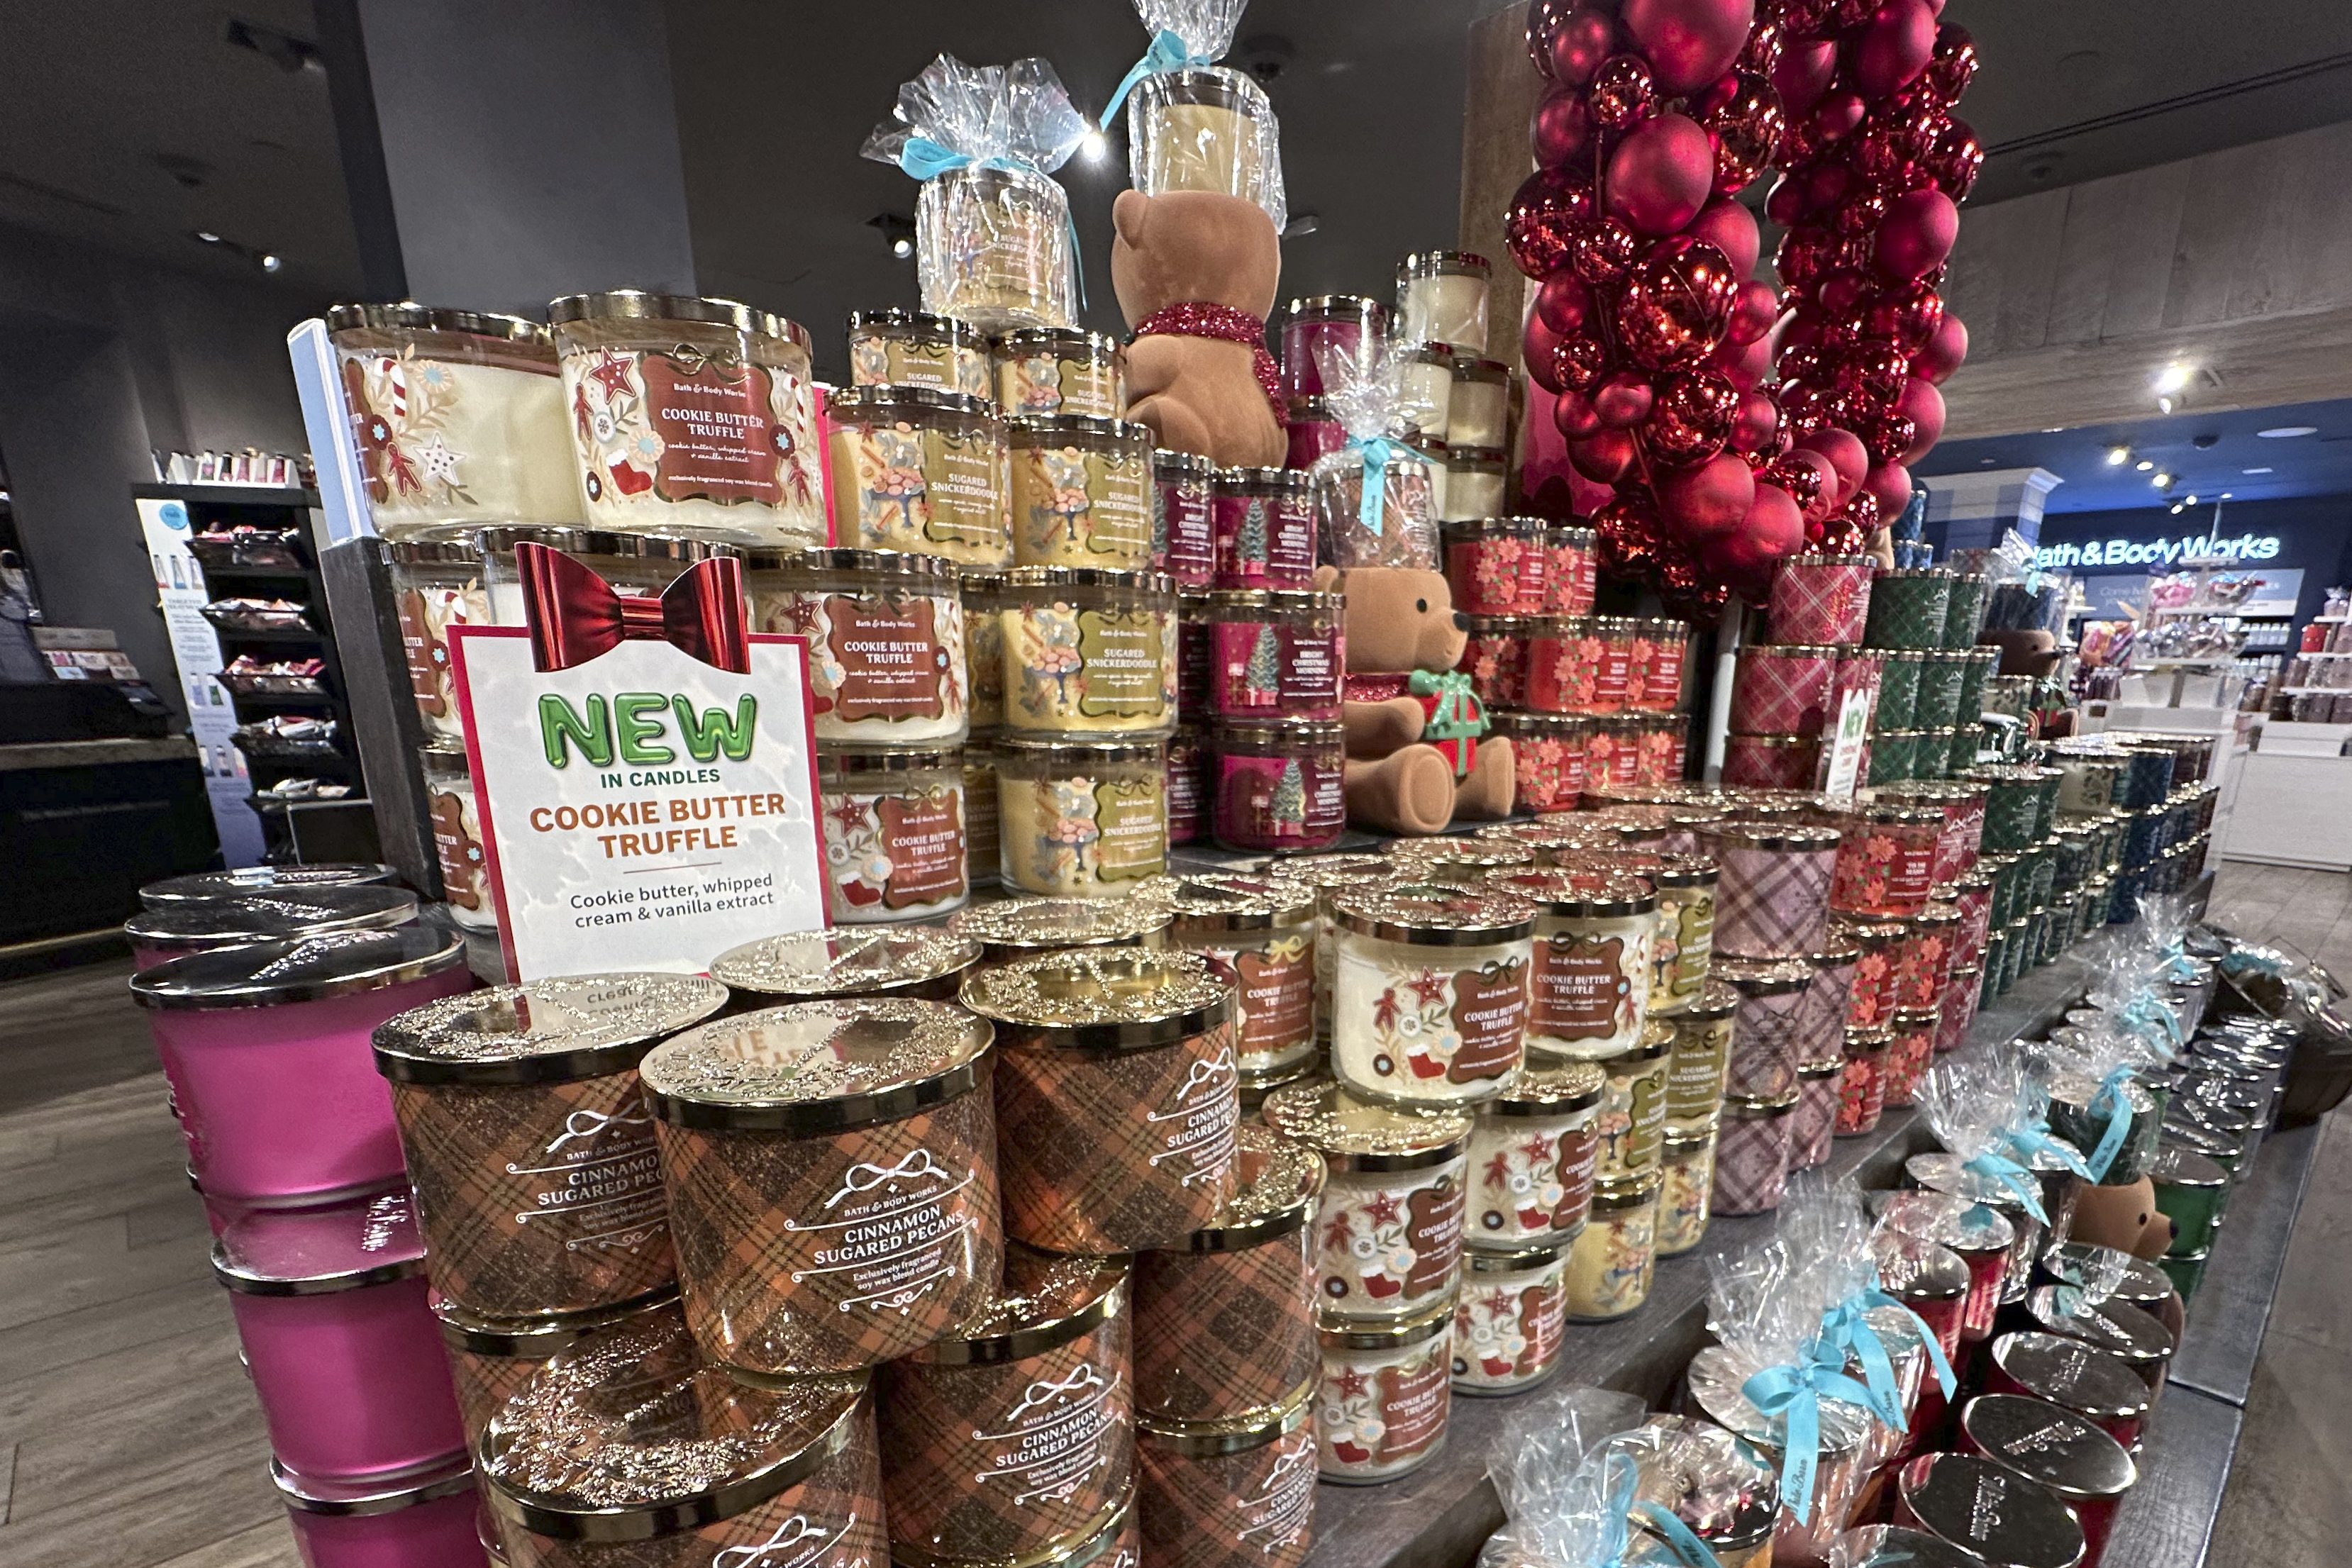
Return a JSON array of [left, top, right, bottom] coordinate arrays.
[[640, 998, 992, 1135], [1488, 1059, 1607, 1116], [960, 947, 1234, 1052], [911, 1244, 1128, 1366], [1487, 867, 1657, 918], [1715, 957, 1814, 997], [373, 974, 728, 1086], [948, 896, 1171, 957], [1260, 1077, 1471, 1172], [707, 929, 982, 1002], [1161, 1123, 1326, 1253], [1331, 882, 1538, 946], [1150, 877, 1315, 935], [1315, 1295, 1453, 1351]]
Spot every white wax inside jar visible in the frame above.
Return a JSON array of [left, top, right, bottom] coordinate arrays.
[[1142, 103, 1263, 201], [1402, 276, 1491, 356], [341, 352, 584, 535], [1331, 932, 1529, 1106], [1525, 912, 1653, 1058], [1453, 1254, 1567, 1392], [1448, 379, 1509, 450], [1395, 362, 1453, 441], [1443, 467, 1502, 522]]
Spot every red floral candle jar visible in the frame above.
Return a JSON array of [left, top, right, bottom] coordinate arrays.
[[1314, 1303, 1453, 1483], [1153, 449, 1217, 586], [1882, 1011, 1938, 1108], [1210, 721, 1347, 852], [1262, 1078, 1470, 1323], [1465, 1060, 1604, 1245], [1461, 617, 1531, 708], [1835, 1027, 1891, 1136], [1816, 799, 1943, 918], [1632, 618, 1691, 713], [638, 999, 1003, 1376], [1136, 1394, 1316, 1568], [1626, 715, 1686, 786], [1443, 518, 1550, 616], [1768, 553, 1875, 646], [1214, 468, 1316, 589], [1489, 711, 1588, 813], [881, 1248, 1134, 1566], [1721, 733, 1821, 790], [1880, 779, 1988, 882], [1452, 1236, 1571, 1394], [1543, 526, 1599, 616], [1135, 1124, 1322, 1426], [1207, 591, 1343, 720], [1524, 617, 1600, 714], [1582, 720, 1642, 793], [1587, 617, 1642, 712], [963, 948, 1239, 1252], [1835, 917, 1904, 1028], [1731, 645, 1840, 735], [1904, 903, 1962, 1011]]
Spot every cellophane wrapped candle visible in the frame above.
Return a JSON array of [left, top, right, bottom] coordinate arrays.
[[1135, 1124, 1322, 1425], [1282, 295, 1384, 399], [1869, 1225, 1970, 1365], [1126, 0, 1289, 229], [1872, 1189, 2014, 1343], [1397, 252, 1492, 355], [1465, 1059, 1604, 1245], [1452, 1235, 1571, 1394], [1137, 1394, 1317, 1568], [1601, 1415, 1783, 1568], [1263, 1077, 1470, 1323], [1310, 335, 1441, 569], [371, 974, 729, 1320], [1328, 883, 1537, 1106]]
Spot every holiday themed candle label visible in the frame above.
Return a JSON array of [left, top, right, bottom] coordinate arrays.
[[1533, 931, 1646, 1045], [1318, 1172, 1463, 1310], [822, 785, 968, 916], [1455, 1279, 1565, 1386], [1145, 1031, 1242, 1191], [1019, 446, 1153, 563], [1236, 1431, 1318, 1555], [396, 582, 485, 723], [1598, 1067, 1668, 1177], [975, 1360, 1125, 1508], [1212, 622, 1341, 714], [1194, 939, 1314, 1071], [787, 592, 959, 727], [1157, 481, 1214, 583], [1216, 494, 1316, 584], [1374, 1340, 1450, 1462], [427, 779, 489, 918], [842, 419, 1005, 557], [1478, 1129, 1563, 1235], [1348, 955, 1529, 1086], [449, 625, 828, 978], [572, 346, 823, 511], [785, 1145, 980, 1315]]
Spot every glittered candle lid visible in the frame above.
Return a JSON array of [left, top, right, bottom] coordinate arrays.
[[481, 1310, 867, 1538], [1488, 867, 1657, 918], [1715, 957, 1813, 996], [960, 947, 1234, 1051], [1331, 882, 1538, 946], [1387, 838, 1538, 874], [1156, 872, 1316, 933], [639, 997, 992, 1135], [909, 1244, 1128, 1365], [1260, 1077, 1471, 1171], [1679, 978, 1740, 1021], [211, 1189, 425, 1295], [1603, 1413, 1780, 1552], [707, 929, 984, 1001], [1163, 1123, 1326, 1253], [373, 973, 730, 1086], [1701, 821, 1841, 853], [139, 861, 398, 906], [433, 1286, 679, 1358], [948, 896, 1171, 955], [1488, 1059, 1607, 1116]]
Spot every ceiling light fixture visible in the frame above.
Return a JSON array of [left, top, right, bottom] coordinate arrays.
[[194, 230, 220, 243], [2157, 396, 2175, 414], [2258, 426, 2318, 438], [2153, 364, 2194, 396], [890, 237, 913, 259], [2243, 466, 2273, 474], [2105, 445, 2130, 466], [2184, 494, 2198, 506], [2135, 460, 2153, 472], [2152, 470, 2173, 487], [2170, 502, 2185, 514], [257, 252, 281, 273]]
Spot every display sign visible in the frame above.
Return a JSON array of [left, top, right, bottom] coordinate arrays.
[[133, 496, 266, 867], [1821, 686, 1873, 798], [2034, 530, 2281, 571], [450, 548, 828, 978]]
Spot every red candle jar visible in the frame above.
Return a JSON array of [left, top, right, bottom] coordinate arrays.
[[1208, 590, 1344, 720], [1155, 449, 1217, 586], [1587, 618, 1642, 712], [1873, 1189, 2016, 1343], [1937, 967, 1982, 1052], [1168, 725, 1207, 846], [1524, 617, 1600, 713], [1900, 903, 1960, 1011], [1721, 733, 1820, 791], [1178, 591, 1214, 713], [1985, 1332, 2153, 1452], [1730, 645, 1840, 735], [1210, 721, 1348, 852], [1630, 618, 1691, 713], [1848, 915, 1925, 1013], [1816, 799, 1943, 918], [1870, 1227, 1970, 1363], [1214, 467, 1316, 589], [1893, 1453, 2087, 1568], [1462, 617, 1531, 708], [1958, 1395, 2136, 1566], [1489, 711, 1588, 813], [1835, 1028, 1890, 1136], [1444, 517, 1550, 616], [1282, 294, 1385, 397], [1286, 399, 1345, 469], [1543, 526, 1599, 616], [1835, 917, 1904, 1028], [1627, 716, 1687, 786], [1943, 871, 1995, 971], [1768, 553, 1875, 646], [1882, 1010, 1938, 1108], [1583, 718, 1643, 793], [1880, 779, 1988, 883]]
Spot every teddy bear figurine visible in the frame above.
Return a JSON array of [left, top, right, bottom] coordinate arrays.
[[2067, 1177, 2175, 1262], [1109, 188, 1286, 470], [1316, 564, 1515, 835]]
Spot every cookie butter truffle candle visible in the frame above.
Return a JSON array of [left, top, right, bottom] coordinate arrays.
[[747, 548, 967, 745], [370, 974, 728, 1320], [1315, 1303, 1455, 1483], [963, 947, 1239, 1252], [1160, 879, 1319, 1083], [1453, 1236, 1572, 1395], [709, 928, 984, 1007], [1499, 869, 1655, 1061], [1263, 1078, 1470, 1322], [1465, 1061, 1604, 1245], [881, 1249, 1133, 1566], [638, 999, 1002, 1376], [1329, 884, 1537, 1106]]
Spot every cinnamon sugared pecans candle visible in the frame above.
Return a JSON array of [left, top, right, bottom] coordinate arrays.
[[638, 998, 1002, 1376], [372, 973, 730, 1320], [1136, 1393, 1316, 1568], [962, 947, 1240, 1252]]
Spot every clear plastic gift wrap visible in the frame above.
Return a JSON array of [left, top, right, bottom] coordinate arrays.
[[865, 55, 1088, 331], [1310, 338, 1439, 570], [1913, 1053, 2074, 1302], [1111, 0, 1289, 229], [1475, 1382, 1653, 1568]]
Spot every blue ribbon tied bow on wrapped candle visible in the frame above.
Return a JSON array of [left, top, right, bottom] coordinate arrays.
[[1597, 1452, 1723, 1568], [2083, 1063, 2141, 1183], [1741, 1341, 1878, 1524], [1960, 1147, 2049, 1224], [894, 139, 1089, 310], [2001, 1123, 2092, 1181], [1099, 27, 1218, 123], [1345, 435, 1409, 534]]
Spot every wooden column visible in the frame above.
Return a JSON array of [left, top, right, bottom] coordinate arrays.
[[1458, 4, 1545, 370]]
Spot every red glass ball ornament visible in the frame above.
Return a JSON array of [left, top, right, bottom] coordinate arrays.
[[1714, 330, 1774, 391], [1730, 388, 1785, 452], [1661, 450, 1758, 540], [1763, 455, 1826, 515], [1804, 514, 1829, 547], [1780, 0, 1836, 41], [1875, 187, 1960, 280], [1589, 53, 1660, 131], [1547, 7, 1624, 87], [1728, 279, 1780, 345], [1524, 311, 1570, 394], [1571, 215, 1643, 285], [1617, 235, 1740, 369], [1690, 197, 1762, 277], [1533, 87, 1597, 170], [1570, 428, 1640, 482], [1765, 172, 1811, 226], [1554, 388, 1607, 440], [1537, 271, 1597, 336], [1922, 23, 1977, 103], [1925, 120, 1984, 201], [1506, 171, 1592, 280], [1818, 518, 1866, 555], [1777, 379, 1831, 435], [1593, 370, 1657, 428], [1648, 368, 1740, 466], [1773, 37, 1840, 112], [1777, 343, 1826, 385], [1660, 553, 1702, 601], [1557, 332, 1614, 392], [1852, 0, 1936, 98], [1775, 225, 1838, 289], [1868, 284, 1944, 348], [1815, 268, 1873, 315], [1841, 489, 1882, 537], [1853, 344, 1912, 404], [1740, 19, 1785, 74], [1882, 92, 1948, 161], [1595, 495, 1662, 577], [1863, 411, 1918, 466], [1845, 124, 1913, 189], [1895, 376, 1946, 460], [1607, 112, 1717, 235], [1529, 0, 1574, 76], [1621, 0, 1758, 95], [1809, 91, 1866, 145], [1694, 71, 1787, 194]]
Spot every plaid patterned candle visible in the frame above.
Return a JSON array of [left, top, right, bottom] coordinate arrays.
[[1863, 568, 1956, 650], [640, 998, 1002, 1377], [1878, 779, 1988, 883], [1729, 645, 1840, 735], [1702, 822, 1841, 960], [1970, 765, 2049, 852], [1768, 553, 1875, 647], [1793, 933, 1860, 1069], [373, 973, 729, 1320], [1790, 1062, 1841, 1172], [1721, 733, 1821, 791], [1710, 1093, 1797, 1216], [1716, 957, 1812, 1099], [965, 949, 1241, 1253], [1913, 651, 1969, 730], [1868, 730, 1921, 785], [1943, 574, 1992, 648], [1874, 650, 1924, 730], [1137, 1398, 1316, 1568]]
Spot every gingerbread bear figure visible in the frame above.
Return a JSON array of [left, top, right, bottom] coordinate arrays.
[[1318, 564, 1514, 835], [1109, 188, 1286, 470]]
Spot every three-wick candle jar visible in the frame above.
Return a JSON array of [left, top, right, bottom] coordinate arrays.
[[995, 735, 1170, 896], [1328, 884, 1537, 1107], [828, 384, 1013, 567], [1010, 414, 1156, 569], [1506, 869, 1657, 1062], [1160, 879, 1319, 1084], [1443, 518, 1550, 617], [637, 997, 1003, 1375], [1281, 294, 1385, 398], [1564, 1169, 1664, 1321], [948, 895, 1170, 965], [707, 928, 984, 1007], [1397, 251, 1492, 354], [1453, 1234, 1572, 1395], [816, 748, 971, 923], [847, 306, 994, 399], [1465, 1060, 1604, 1245], [1136, 1391, 1316, 1568], [1315, 1302, 1455, 1483], [998, 328, 1127, 418], [1155, 449, 1219, 586], [432, 1289, 680, 1452], [962, 947, 1239, 1252], [1211, 722, 1346, 852], [746, 547, 967, 745], [1665, 980, 1738, 1128], [1206, 591, 1343, 719], [1263, 1077, 1470, 1323], [370, 973, 730, 1320], [1214, 467, 1317, 589], [915, 164, 1080, 330], [1704, 821, 1841, 960], [999, 567, 1177, 737]]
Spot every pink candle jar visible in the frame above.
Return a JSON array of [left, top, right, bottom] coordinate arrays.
[[1208, 591, 1344, 719], [1443, 518, 1550, 616], [1542, 526, 1599, 616], [1716, 958, 1813, 1099], [131, 928, 472, 1204], [1285, 398, 1346, 469], [1461, 617, 1531, 709], [1768, 553, 1875, 647], [1492, 711, 1592, 815], [372, 973, 728, 1320], [1210, 721, 1347, 852], [1790, 1062, 1841, 1171], [1835, 1028, 1890, 1136], [1154, 448, 1218, 587], [1630, 619, 1691, 713], [213, 1190, 467, 1480], [1836, 918, 1904, 1028], [274, 1457, 486, 1568], [1214, 467, 1316, 589], [1794, 933, 1860, 1068], [1882, 1011, 1939, 1108], [1703, 822, 1841, 960], [1281, 294, 1385, 399], [1179, 589, 1215, 712], [1711, 1092, 1798, 1216], [125, 884, 419, 968], [1818, 800, 1943, 918], [1873, 1189, 2016, 1344], [1721, 733, 1820, 791]]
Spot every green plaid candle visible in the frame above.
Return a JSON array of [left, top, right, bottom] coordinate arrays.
[[1956, 648, 1996, 723], [1942, 574, 1992, 649], [1863, 569, 1955, 650], [1913, 652, 1969, 730], [1869, 730, 1919, 784], [1874, 651, 1924, 730]]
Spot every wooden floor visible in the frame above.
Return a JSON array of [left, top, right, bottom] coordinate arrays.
[[0, 866, 2344, 1567]]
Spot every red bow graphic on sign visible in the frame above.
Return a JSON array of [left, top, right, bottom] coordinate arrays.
[[515, 540, 750, 674]]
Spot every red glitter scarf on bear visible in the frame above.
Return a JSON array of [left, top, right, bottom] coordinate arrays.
[[1130, 303, 1287, 427]]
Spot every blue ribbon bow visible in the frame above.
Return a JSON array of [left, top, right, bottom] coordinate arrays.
[[893, 140, 1088, 309], [1100, 27, 1218, 125], [1961, 1149, 2050, 1224], [2117, 991, 2183, 1057], [1816, 1300, 1907, 1431], [2221, 947, 2289, 978], [1601, 1452, 1723, 1568], [2084, 1064, 2140, 1183], [2002, 1123, 2093, 1181], [1743, 1342, 1878, 1523], [1855, 1286, 1960, 1399], [1345, 435, 1408, 535]]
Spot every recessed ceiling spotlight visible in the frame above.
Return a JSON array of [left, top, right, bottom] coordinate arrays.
[[2157, 396, 2175, 414], [2151, 471, 2173, 487], [2258, 426, 2318, 438], [2184, 494, 2198, 506], [2105, 445, 2131, 466], [194, 230, 221, 243], [890, 236, 913, 259], [2221, 491, 2234, 499], [257, 252, 281, 273], [2135, 460, 2153, 471], [1079, 128, 1108, 161], [2170, 502, 2185, 514], [2243, 466, 2273, 474], [2153, 364, 2194, 396]]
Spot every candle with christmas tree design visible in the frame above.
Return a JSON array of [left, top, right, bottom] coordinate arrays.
[[1208, 591, 1343, 720], [1213, 469, 1316, 589], [1210, 723, 1346, 852]]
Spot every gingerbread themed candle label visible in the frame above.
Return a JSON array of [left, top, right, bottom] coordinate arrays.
[[1373, 1341, 1450, 1462], [1315, 1168, 1465, 1316], [820, 782, 969, 920], [819, 593, 958, 727], [1531, 930, 1646, 1048], [573, 347, 824, 513], [1335, 947, 1529, 1099]]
